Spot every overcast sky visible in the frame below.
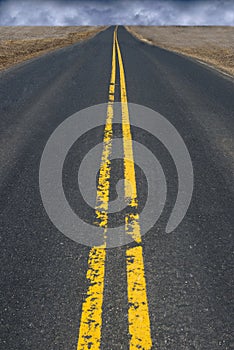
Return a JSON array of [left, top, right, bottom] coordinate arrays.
[[0, 0, 233, 26]]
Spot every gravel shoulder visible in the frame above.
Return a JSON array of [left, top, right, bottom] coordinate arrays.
[[0, 26, 106, 71], [126, 26, 234, 76]]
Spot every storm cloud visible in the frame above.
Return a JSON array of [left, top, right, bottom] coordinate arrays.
[[0, 0, 233, 26]]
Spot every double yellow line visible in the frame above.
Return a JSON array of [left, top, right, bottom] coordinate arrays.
[[77, 27, 152, 350]]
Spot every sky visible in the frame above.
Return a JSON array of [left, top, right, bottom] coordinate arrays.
[[0, 0, 233, 26]]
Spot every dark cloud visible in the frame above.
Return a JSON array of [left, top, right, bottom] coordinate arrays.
[[0, 0, 233, 26]]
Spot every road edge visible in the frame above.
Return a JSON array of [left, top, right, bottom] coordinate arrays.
[[0, 26, 109, 77], [124, 26, 234, 83]]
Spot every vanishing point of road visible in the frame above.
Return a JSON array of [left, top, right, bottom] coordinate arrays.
[[0, 26, 233, 349]]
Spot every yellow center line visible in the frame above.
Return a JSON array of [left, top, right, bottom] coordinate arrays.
[[76, 29, 117, 350], [77, 27, 152, 350], [115, 32, 153, 349]]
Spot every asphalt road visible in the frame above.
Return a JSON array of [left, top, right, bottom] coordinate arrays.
[[0, 26, 233, 350]]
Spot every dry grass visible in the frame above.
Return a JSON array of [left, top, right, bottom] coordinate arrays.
[[126, 26, 234, 76], [0, 26, 106, 71]]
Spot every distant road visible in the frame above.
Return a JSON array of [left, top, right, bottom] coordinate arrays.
[[0, 26, 233, 350]]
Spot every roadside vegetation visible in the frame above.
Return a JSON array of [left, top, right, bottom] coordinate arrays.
[[0, 26, 106, 71], [126, 26, 234, 76]]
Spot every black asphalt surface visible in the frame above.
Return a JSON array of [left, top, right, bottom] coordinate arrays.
[[0, 26, 233, 349]]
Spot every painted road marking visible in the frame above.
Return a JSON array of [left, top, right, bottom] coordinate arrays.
[[77, 27, 152, 349], [77, 29, 117, 350], [196, 59, 234, 79], [116, 32, 152, 349]]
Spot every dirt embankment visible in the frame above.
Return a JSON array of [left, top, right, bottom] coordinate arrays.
[[0, 26, 106, 71], [126, 26, 234, 76]]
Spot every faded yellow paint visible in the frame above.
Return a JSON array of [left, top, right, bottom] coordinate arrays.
[[77, 27, 152, 350], [76, 247, 106, 350], [95, 29, 117, 227], [76, 30, 117, 350], [116, 32, 153, 349]]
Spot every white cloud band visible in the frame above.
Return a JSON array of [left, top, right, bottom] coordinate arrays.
[[0, 0, 233, 26]]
